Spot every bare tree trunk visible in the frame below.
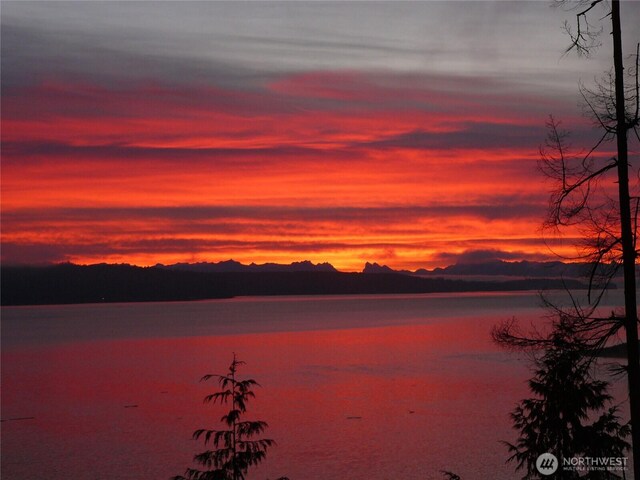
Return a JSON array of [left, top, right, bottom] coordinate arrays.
[[611, 1, 640, 478]]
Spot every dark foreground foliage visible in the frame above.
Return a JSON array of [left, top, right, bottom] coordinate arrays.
[[502, 325, 630, 479], [173, 355, 287, 480]]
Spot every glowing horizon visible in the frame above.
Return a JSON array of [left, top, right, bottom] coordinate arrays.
[[2, 2, 636, 272]]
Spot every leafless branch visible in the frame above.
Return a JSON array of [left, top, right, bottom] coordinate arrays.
[[634, 43, 639, 124], [561, 0, 605, 57]]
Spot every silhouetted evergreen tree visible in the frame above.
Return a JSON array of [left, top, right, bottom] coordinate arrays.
[[173, 355, 280, 480], [503, 325, 629, 479]]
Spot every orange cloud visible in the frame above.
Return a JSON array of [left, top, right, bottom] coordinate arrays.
[[1, 74, 593, 269]]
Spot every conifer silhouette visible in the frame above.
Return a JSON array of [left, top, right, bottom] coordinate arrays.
[[173, 354, 280, 480], [504, 326, 629, 479]]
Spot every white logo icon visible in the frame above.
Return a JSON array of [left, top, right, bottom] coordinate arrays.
[[536, 453, 559, 475]]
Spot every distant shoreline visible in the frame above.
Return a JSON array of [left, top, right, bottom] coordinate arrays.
[[1, 263, 596, 306]]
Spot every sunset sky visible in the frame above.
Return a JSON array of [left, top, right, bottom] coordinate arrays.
[[2, 1, 639, 271]]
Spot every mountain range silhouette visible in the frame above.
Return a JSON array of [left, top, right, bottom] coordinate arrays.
[[1, 259, 608, 306]]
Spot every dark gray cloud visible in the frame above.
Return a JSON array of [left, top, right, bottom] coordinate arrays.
[[5, 0, 636, 94], [362, 123, 546, 151], [0, 22, 271, 91], [0, 242, 75, 265], [0, 141, 331, 166], [3, 200, 546, 228], [432, 249, 532, 265]]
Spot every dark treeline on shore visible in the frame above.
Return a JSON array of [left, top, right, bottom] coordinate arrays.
[[1, 263, 593, 306]]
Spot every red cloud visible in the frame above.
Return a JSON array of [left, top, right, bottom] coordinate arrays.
[[1, 72, 586, 269]]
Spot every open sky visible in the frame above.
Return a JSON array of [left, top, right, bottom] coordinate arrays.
[[2, 1, 639, 271]]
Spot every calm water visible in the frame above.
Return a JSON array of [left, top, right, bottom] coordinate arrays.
[[1, 292, 629, 479]]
